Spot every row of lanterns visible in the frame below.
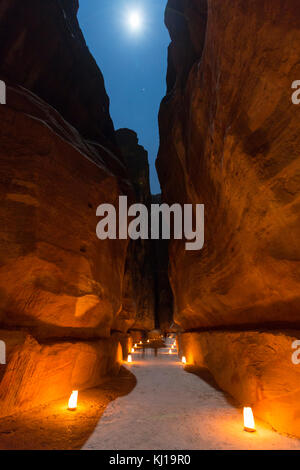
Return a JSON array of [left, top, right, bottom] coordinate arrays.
[[168, 341, 187, 366], [127, 339, 149, 363], [65, 337, 256, 433]]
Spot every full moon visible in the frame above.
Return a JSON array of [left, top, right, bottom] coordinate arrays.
[[128, 11, 142, 32]]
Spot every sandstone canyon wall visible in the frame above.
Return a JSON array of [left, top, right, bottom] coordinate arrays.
[[0, 0, 154, 416], [151, 194, 173, 334], [157, 0, 300, 436], [115, 129, 155, 334]]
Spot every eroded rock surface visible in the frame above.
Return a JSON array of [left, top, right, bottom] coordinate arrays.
[[0, 1, 153, 418], [0, 329, 123, 418], [0, 87, 130, 339], [157, 0, 300, 330], [115, 129, 155, 333], [179, 331, 300, 438], [158, 0, 300, 436], [151, 194, 173, 334], [0, 0, 115, 147]]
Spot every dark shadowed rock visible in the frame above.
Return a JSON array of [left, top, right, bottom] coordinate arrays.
[[0, 0, 115, 147], [115, 129, 155, 333], [151, 194, 173, 333]]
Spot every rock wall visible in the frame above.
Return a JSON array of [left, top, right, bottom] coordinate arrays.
[[115, 129, 155, 333], [0, 0, 115, 147], [0, 1, 153, 416], [179, 331, 300, 437], [151, 194, 173, 334], [158, 0, 300, 436], [0, 330, 122, 418], [0, 86, 129, 339]]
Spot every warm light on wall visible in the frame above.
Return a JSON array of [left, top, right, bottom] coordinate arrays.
[[68, 390, 78, 411], [127, 354, 132, 363], [182, 356, 186, 364], [243, 407, 256, 432]]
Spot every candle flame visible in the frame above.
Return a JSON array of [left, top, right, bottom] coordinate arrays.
[[68, 390, 78, 410], [243, 407, 256, 432], [131, 348, 135, 353], [168, 349, 172, 354], [182, 356, 186, 364], [134, 343, 137, 347], [127, 354, 132, 363]]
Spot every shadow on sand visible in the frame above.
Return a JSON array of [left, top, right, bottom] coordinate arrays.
[[0, 366, 137, 450], [184, 365, 239, 408]]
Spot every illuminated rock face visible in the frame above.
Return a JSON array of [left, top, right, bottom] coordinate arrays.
[[0, 330, 123, 418], [0, 86, 129, 338], [158, 0, 300, 329], [158, 0, 300, 436], [179, 331, 300, 438], [0, 1, 154, 417], [0, 86, 130, 415]]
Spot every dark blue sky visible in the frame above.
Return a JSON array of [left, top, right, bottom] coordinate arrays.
[[78, 0, 170, 194]]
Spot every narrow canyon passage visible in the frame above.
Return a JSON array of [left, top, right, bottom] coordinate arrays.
[[0, 0, 300, 450], [83, 340, 300, 451]]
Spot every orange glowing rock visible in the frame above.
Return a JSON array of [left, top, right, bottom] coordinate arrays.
[[243, 407, 256, 432], [68, 390, 78, 411]]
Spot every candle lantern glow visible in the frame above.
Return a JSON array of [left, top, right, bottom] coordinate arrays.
[[182, 356, 186, 364], [131, 348, 135, 353], [243, 407, 256, 432], [127, 354, 132, 363], [168, 349, 172, 354], [68, 390, 78, 411]]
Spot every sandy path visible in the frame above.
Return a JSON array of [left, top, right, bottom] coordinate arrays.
[[83, 340, 300, 450]]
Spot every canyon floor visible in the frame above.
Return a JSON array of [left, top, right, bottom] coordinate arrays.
[[83, 340, 300, 450], [0, 340, 299, 450]]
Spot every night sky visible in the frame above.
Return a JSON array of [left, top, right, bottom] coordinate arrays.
[[78, 0, 170, 194]]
